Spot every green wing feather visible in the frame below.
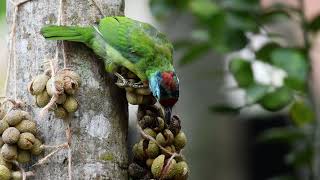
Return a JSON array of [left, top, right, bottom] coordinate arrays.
[[98, 17, 174, 64]]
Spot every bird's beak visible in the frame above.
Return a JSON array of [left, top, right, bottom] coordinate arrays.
[[164, 106, 172, 124]]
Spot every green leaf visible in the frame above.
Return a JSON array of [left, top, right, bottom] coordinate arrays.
[[229, 58, 254, 88], [221, 0, 260, 13], [260, 7, 291, 23], [209, 105, 240, 114], [226, 11, 259, 32], [208, 12, 249, 53], [256, 42, 281, 62], [271, 48, 308, 79], [270, 48, 308, 91], [258, 87, 293, 111], [189, 0, 220, 19], [308, 15, 320, 32], [286, 146, 313, 167], [245, 84, 270, 104], [284, 77, 306, 92], [179, 43, 211, 66], [290, 101, 315, 127], [258, 127, 305, 143]]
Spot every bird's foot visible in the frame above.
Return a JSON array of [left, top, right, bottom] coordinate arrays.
[[115, 72, 147, 88]]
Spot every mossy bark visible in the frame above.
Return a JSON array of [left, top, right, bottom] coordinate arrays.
[[6, 0, 128, 179]]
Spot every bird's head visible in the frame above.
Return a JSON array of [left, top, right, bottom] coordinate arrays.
[[149, 71, 179, 123]]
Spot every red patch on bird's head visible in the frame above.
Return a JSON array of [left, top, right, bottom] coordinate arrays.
[[161, 72, 177, 90]]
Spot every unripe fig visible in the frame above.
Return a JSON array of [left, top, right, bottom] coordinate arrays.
[[145, 110, 154, 116], [146, 141, 160, 158], [164, 129, 175, 145], [11, 171, 22, 180], [17, 150, 31, 163], [0, 155, 12, 169], [11, 171, 34, 180], [174, 161, 189, 179], [125, 87, 135, 92], [56, 93, 67, 104], [136, 88, 151, 96], [30, 138, 43, 155], [162, 146, 176, 158], [133, 140, 145, 160], [128, 163, 147, 178], [139, 115, 156, 129], [174, 131, 187, 150], [151, 154, 165, 178], [2, 127, 20, 144], [142, 95, 157, 105], [63, 96, 78, 113], [126, 92, 143, 105], [64, 76, 80, 95], [15, 120, 37, 134], [156, 133, 166, 146], [0, 165, 11, 180], [0, 108, 5, 120], [0, 121, 9, 134], [0, 137, 4, 147], [143, 128, 157, 138], [156, 129, 174, 146], [59, 69, 81, 86], [146, 158, 154, 167], [54, 106, 68, 119], [17, 132, 35, 150], [169, 115, 182, 135], [155, 117, 165, 132], [36, 90, 50, 107], [28, 74, 50, 95], [20, 111, 32, 121], [164, 159, 177, 179], [46, 77, 64, 97], [3, 110, 23, 126], [46, 78, 54, 96], [1, 144, 17, 161]]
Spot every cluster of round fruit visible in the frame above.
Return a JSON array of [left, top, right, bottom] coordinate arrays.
[[0, 107, 43, 180], [28, 69, 81, 119], [116, 67, 156, 105], [129, 105, 188, 180]]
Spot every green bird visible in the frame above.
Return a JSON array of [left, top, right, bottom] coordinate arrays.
[[40, 16, 179, 123]]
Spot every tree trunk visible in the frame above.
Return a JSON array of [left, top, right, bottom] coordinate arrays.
[[6, 0, 128, 179]]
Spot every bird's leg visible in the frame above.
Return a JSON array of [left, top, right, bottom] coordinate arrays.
[[131, 81, 148, 88], [114, 72, 148, 88], [114, 72, 129, 88]]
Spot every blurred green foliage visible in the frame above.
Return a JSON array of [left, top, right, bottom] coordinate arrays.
[[0, 0, 5, 20], [150, 0, 320, 179]]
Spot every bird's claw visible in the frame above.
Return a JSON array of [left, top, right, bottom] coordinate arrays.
[[114, 72, 146, 89]]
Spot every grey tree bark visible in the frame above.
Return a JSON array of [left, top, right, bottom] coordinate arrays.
[[6, 0, 128, 179]]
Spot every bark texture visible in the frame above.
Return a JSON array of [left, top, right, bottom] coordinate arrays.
[[6, 0, 128, 179]]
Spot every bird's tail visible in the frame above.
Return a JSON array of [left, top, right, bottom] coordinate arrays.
[[40, 25, 94, 44]]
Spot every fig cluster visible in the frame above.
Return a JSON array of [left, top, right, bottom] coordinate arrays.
[[129, 105, 189, 180], [0, 107, 43, 180], [28, 69, 81, 119], [117, 68, 156, 105]]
